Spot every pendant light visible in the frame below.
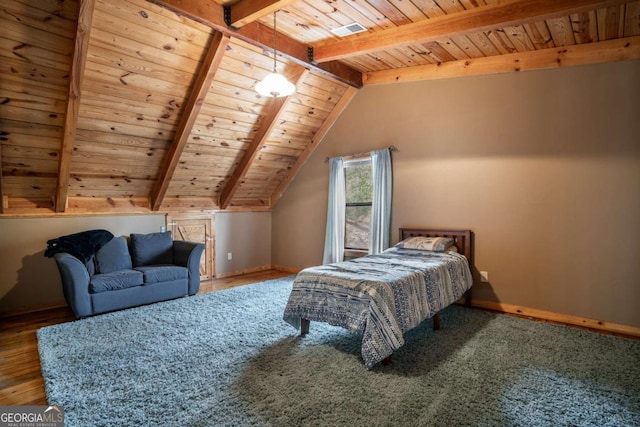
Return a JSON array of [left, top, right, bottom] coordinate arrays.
[[255, 10, 296, 98]]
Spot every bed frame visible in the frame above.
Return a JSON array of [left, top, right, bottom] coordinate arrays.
[[396, 228, 474, 334], [399, 228, 473, 267], [300, 228, 474, 338]]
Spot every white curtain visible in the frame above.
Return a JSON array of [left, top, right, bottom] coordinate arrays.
[[369, 148, 393, 254], [322, 157, 345, 264]]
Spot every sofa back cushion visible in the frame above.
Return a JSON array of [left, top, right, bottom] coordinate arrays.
[[130, 231, 173, 266], [85, 256, 96, 276], [95, 236, 133, 274]]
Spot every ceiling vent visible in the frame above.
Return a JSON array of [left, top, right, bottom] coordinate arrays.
[[331, 22, 367, 37]]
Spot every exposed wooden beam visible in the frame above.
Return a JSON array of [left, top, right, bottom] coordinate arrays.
[[271, 85, 359, 206], [364, 36, 640, 85], [56, 0, 95, 212], [151, 32, 230, 211], [219, 67, 309, 209], [225, 0, 299, 28], [312, 0, 629, 63], [150, 0, 362, 88]]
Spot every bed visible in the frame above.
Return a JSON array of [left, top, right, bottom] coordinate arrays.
[[283, 228, 474, 369]]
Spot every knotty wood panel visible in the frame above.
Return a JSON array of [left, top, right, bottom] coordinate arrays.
[[1, 0, 78, 212], [67, 0, 212, 208], [3, 0, 638, 214]]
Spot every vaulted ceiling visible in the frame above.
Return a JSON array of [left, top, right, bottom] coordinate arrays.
[[1, 0, 639, 215]]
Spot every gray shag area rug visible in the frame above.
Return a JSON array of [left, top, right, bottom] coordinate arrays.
[[38, 277, 640, 426]]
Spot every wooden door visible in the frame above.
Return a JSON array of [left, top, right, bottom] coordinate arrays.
[[166, 215, 214, 280]]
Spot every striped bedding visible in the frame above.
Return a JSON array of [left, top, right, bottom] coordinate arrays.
[[283, 247, 473, 368]]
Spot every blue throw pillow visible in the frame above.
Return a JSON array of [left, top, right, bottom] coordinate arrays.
[[130, 231, 173, 266], [95, 237, 133, 274]]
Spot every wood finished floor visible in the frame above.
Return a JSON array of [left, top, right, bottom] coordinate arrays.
[[0, 269, 292, 405]]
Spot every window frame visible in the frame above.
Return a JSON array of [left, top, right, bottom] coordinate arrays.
[[343, 156, 373, 253]]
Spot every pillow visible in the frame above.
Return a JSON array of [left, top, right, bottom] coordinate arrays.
[[130, 231, 173, 266], [396, 236, 455, 252], [95, 237, 133, 274]]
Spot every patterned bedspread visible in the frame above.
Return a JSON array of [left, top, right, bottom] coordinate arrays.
[[283, 247, 473, 368]]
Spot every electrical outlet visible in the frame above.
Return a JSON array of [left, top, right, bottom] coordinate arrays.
[[227, 252, 232, 261], [480, 271, 489, 282]]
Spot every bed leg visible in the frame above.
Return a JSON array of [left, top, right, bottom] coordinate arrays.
[[433, 312, 441, 331], [382, 355, 392, 365], [464, 289, 472, 307], [300, 318, 310, 336]]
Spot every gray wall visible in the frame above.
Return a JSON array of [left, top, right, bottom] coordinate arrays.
[[3, 61, 638, 329], [0, 214, 165, 315], [272, 60, 640, 328], [0, 211, 275, 314], [214, 211, 272, 276]]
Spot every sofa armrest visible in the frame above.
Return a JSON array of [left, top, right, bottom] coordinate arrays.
[[173, 241, 205, 295], [53, 253, 92, 317]]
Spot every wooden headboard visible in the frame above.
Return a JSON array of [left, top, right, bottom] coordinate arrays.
[[399, 228, 473, 267]]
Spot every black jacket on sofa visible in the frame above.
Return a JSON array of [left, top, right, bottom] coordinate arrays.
[[45, 229, 114, 262]]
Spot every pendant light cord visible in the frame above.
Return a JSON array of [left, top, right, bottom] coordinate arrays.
[[255, 9, 295, 98], [272, 11, 278, 73]]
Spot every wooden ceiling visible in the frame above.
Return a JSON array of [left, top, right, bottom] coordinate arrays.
[[1, 0, 639, 215]]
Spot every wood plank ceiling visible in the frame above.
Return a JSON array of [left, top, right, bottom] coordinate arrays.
[[1, 0, 639, 215]]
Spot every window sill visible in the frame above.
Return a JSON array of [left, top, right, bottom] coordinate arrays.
[[344, 249, 368, 260]]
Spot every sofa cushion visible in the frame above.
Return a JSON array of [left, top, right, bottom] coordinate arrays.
[[85, 256, 96, 277], [89, 269, 143, 294], [95, 237, 132, 274], [135, 265, 188, 285], [130, 232, 173, 267]]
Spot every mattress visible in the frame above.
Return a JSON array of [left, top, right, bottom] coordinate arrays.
[[283, 247, 473, 368]]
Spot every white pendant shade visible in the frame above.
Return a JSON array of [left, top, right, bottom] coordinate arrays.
[[256, 72, 296, 98], [255, 10, 295, 98]]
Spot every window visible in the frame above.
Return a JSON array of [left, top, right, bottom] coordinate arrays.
[[344, 157, 372, 250], [323, 148, 392, 264]]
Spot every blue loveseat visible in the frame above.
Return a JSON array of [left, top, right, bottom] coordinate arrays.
[[52, 231, 204, 317]]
